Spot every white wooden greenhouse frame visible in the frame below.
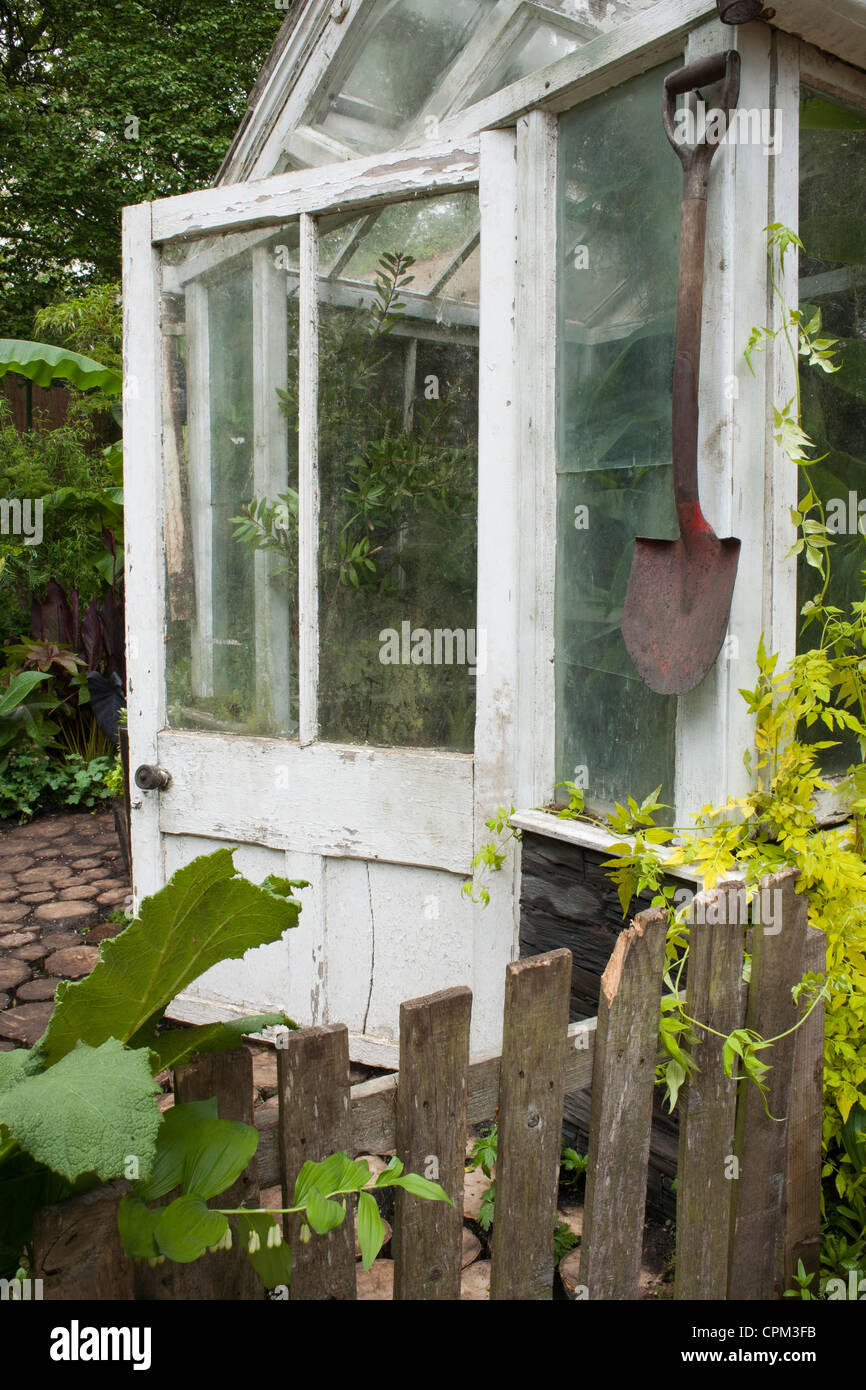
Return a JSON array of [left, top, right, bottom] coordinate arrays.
[[123, 0, 866, 1059]]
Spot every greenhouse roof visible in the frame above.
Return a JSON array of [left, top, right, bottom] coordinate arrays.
[[217, 0, 866, 185], [217, 0, 670, 182]]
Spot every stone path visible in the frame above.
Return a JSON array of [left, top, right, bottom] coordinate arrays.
[[0, 808, 129, 1049]]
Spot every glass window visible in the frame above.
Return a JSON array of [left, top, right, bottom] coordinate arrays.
[[309, 0, 497, 153], [797, 88, 866, 773], [555, 63, 683, 816], [316, 191, 480, 750], [162, 226, 300, 737], [469, 19, 581, 104]]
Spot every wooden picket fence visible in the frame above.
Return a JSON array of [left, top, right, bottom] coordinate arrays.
[[33, 867, 824, 1301]]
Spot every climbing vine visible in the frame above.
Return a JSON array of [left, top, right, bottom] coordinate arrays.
[[466, 225, 866, 1286]]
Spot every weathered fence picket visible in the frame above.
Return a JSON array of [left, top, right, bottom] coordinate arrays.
[[490, 950, 572, 1301], [134, 1047, 261, 1300], [578, 908, 668, 1300], [392, 986, 471, 1300], [33, 1179, 133, 1300], [675, 883, 745, 1300], [29, 872, 823, 1302], [783, 924, 826, 1291], [277, 1022, 356, 1300], [728, 868, 810, 1300]]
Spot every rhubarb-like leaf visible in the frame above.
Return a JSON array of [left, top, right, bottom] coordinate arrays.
[[0, 339, 122, 394], [36, 850, 302, 1065], [0, 1039, 160, 1183], [147, 1012, 297, 1074]]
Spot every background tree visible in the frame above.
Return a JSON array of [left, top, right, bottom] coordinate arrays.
[[0, 0, 287, 337]]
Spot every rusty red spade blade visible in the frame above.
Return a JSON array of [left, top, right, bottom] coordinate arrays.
[[622, 50, 741, 696], [622, 526, 740, 696]]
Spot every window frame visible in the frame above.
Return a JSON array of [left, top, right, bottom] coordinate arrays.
[[512, 20, 866, 833], [124, 133, 523, 893]]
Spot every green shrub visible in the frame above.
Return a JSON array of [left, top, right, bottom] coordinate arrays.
[[0, 746, 116, 821]]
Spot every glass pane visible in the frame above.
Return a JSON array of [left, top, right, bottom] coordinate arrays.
[[337, 195, 480, 294], [798, 87, 866, 773], [470, 19, 581, 104], [309, 0, 496, 153], [317, 192, 480, 750], [162, 226, 300, 737], [555, 63, 683, 816]]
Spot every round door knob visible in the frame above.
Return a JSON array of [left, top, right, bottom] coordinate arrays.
[[134, 764, 172, 792]]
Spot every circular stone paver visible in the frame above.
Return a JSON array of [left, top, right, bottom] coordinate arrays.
[[0, 890, 19, 902], [0, 1002, 53, 1045], [40, 933, 81, 953], [0, 961, 31, 992], [0, 931, 37, 948], [35, 901, 97, 928], [0, 903, 30, 922], [0, 874, 16, 889], [20, 892, 54, 904], [0, 856, 33, 872], [70, 858, 102, 870], [13, 944, 46, 963], [17, 865, 73, 885], [35, 820, 71, 838], [45, 946, 99, 979], [98, 889, 130, 906], [58, 886, 98, 901], [16, 978, 57, 1002]]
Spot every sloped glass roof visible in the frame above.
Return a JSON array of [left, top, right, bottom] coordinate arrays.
[[286, 0, 667, 165], [309, 0, 498, 153]]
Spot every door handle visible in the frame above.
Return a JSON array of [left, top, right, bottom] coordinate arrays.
[[134, 764, 172, 792]]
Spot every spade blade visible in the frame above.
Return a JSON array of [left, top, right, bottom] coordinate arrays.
[[621, 533, 741, 695]]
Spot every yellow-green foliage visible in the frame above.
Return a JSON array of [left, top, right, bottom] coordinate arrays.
[[668, 634, 866, 1211]]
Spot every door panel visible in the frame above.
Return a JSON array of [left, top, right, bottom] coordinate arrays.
[[124, 136, 518, 1057], [156, 730, 473, 872]]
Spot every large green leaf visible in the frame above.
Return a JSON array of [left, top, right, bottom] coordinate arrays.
[[135, 1099, 218, 1203], [0, 670, 51, 717], [356, 1190, 385, 1272], [117, 1194, 160, 1259], [0, 1050, 31, 1095], [36, 850, 302, 1065], [148, 1012, 297, 1074], [0, 339, 122, 394], [305, 1186, 346, 1235], [238, 1211, 294, 1289], [182, 1118, 259, 1200], [0, 1039, 160, 1183], [154, 1194, 228, 1263]]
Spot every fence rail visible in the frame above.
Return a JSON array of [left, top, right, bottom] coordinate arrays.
[[33, 868, 823, 1300]]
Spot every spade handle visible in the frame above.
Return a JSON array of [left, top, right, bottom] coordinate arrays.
[[662, 51, 740, 534]]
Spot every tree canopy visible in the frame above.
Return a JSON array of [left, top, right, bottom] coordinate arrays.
[[0, 0, 287, 337]]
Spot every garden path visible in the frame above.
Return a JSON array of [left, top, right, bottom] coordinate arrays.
[[0, 808, 128, 1048]]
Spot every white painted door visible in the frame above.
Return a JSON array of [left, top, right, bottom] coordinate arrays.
[[123, 134, 520, 1060]]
